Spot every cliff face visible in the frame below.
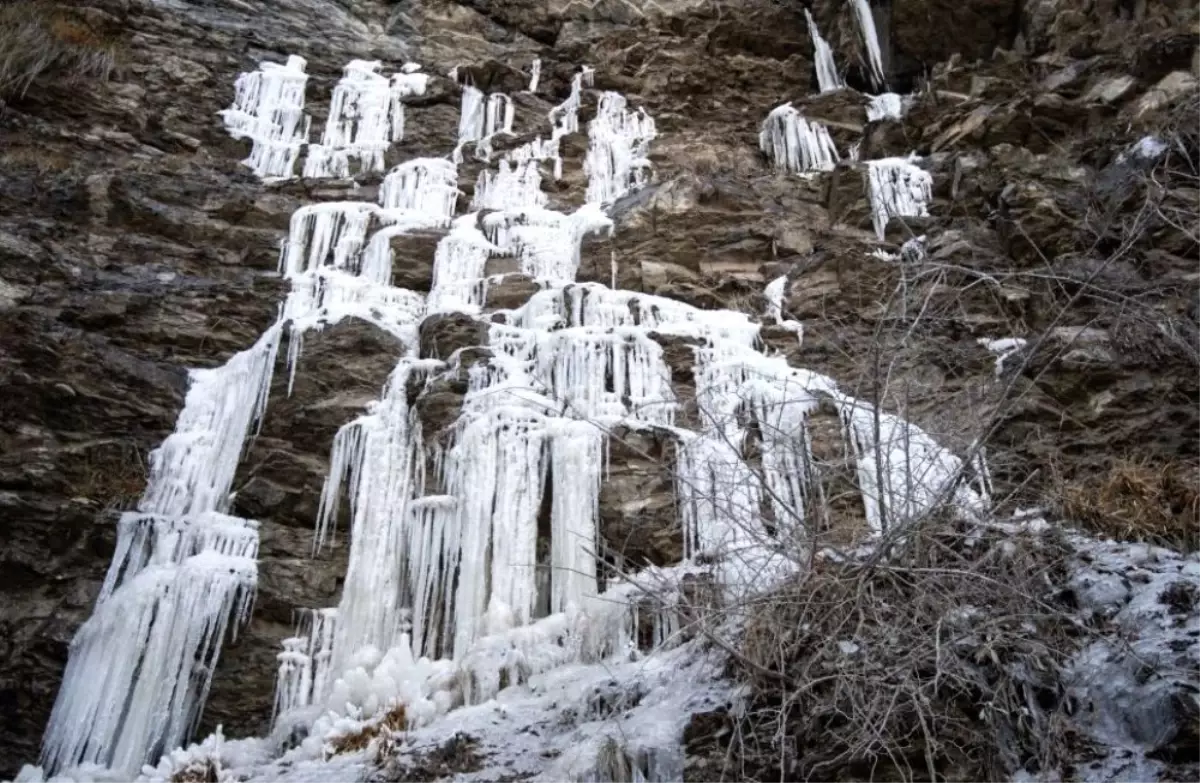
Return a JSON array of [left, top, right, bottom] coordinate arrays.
[[0, 0, 1196, 777]]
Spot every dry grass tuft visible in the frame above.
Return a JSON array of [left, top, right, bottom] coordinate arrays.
[[328, 703, 408, 757], [1059, 458, 1200, 550], [0, 1, 125, 100]]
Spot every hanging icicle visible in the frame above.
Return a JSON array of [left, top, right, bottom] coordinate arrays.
[[303, 60, 426, 179], [850, 0, 888, 91], [759, 103, 840, 174], [805, 10, 843, 93]]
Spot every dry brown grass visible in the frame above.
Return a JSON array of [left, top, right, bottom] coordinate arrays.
[[169, 759, 217, 783], [1059, 458, 1200, 550], [0, 1, 125, 100], [327, 703, 408, 757]]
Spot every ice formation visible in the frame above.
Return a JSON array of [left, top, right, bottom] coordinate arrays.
[[866, 92, 904, 122], [35, 46, 1008, 783], [584, 92, 657, 204], [453, 86, 515, 162], [760, 103, 840, 174], [866, 156, 933, 239], [527, 57, 541, 93], [303, 60, 428, 179], [850, 0, 887, 90], [805, 10, 843, 93], [219, 55, 312, 179], [39, 329, 279, 773]]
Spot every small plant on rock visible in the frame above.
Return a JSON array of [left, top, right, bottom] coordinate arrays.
[[0, 1, 124, 101]]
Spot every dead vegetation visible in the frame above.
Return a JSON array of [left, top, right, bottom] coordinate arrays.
[[169, 759, 218, 783], [1058, 458, 1200, 551], [0, 1, 124, 101], [380, 732, 484, 782], [328, 703, 408, 757]]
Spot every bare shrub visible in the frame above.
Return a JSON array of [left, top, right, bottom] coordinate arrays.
[[0, 1, 124, 101], [723, 513, 1078, 782]]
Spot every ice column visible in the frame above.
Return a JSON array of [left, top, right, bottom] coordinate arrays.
[[548, 420, 605, 613], [40, 328, 280, 775], [760, 104, 840, 174], [219, 55, 311, 179], [805, 10, 843, 93], [850, 0, 887, 91]]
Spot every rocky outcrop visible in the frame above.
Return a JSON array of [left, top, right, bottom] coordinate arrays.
[[0, 0, 1196, 777]]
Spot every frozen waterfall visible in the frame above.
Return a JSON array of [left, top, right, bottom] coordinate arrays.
[[33, 46, 995, 783]]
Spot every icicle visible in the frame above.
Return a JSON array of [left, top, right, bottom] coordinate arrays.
[[759, 104, 840, 174], [865, 157, 932, 240], [850, 0, 887, 91], [406, 496, 461, 658], [41, 538, 258, 774], [453, 88, 513, 163], [219, 55, 311, 180], [271, 608, 338, 726], [321, 360, 436, 681], [527, 58, 542, 93], [549, 67, 593, 139], [377, 157, 460, 222], [805, 10, 843, 93], [472, 159, 547, 212]]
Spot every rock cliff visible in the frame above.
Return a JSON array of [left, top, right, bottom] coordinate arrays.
[[0, 0, 1196, 778]]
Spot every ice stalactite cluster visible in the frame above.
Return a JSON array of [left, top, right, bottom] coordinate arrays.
[[760, 103, 840, 173], [585, 92, 657, 204], [866, 156, 933, 239], [453, 85, 515, 163], [220, 57, 428, 182], [218, 55, 312, 179], [304, 60, 429, 178], [866, 92, 905, 122], [805, 10, 843, 93]]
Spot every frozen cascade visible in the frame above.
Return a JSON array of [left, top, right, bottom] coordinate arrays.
[[850, 0, 887, 91], [219, 55, 311, 180], [30, 50, 1015, 783], [303, 60, 428, 179], [866, 156, 933, 240], [805, 10, 843, 93], [760, 103, 840, 174]]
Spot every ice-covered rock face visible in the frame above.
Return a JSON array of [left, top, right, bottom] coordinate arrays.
[[32, 43, 1002, 781], [5, 0, 1198, 780]]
